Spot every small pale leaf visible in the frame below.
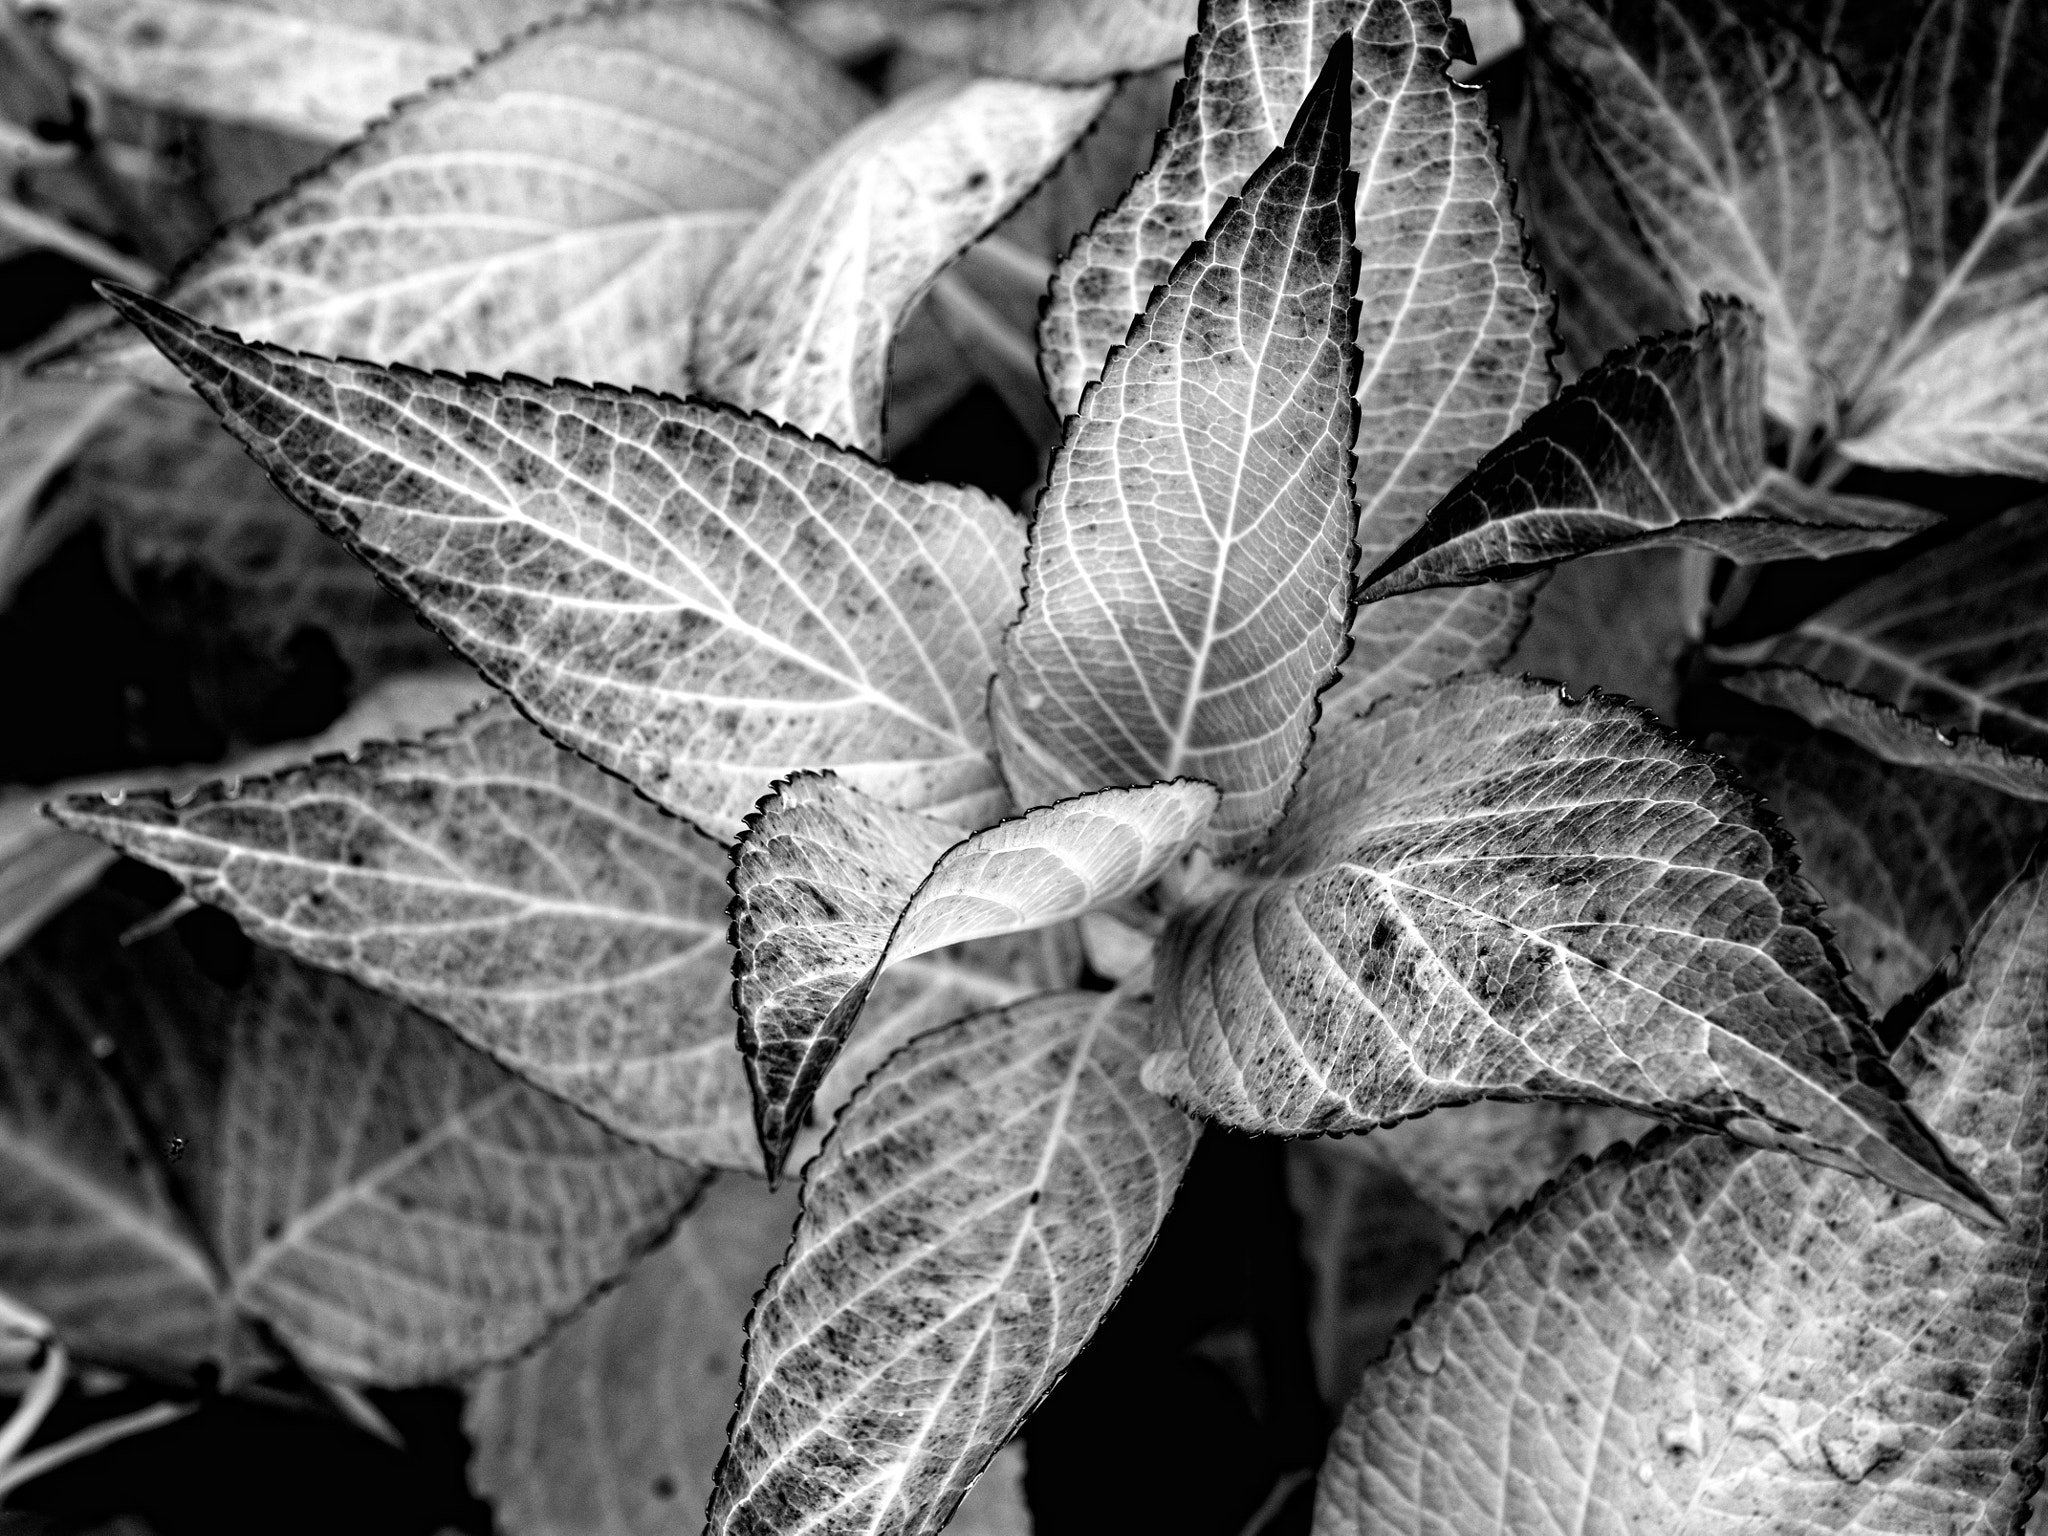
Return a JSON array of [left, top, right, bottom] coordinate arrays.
[[1315, 844, 2048, 1535], [90, 3, 868, 395], [992, 38, 1360, 859], [215, 953, 709, 1384], [1522, 0, 1908, 427], [732, 772, 1216, 1174], [1360, 301, 1936, 599], [1726, 666, 2048, 803], [103, 288, 1026, 840], [694, 75, 1107, 454], [707, 989, 1199, 1536], [49, 700, 746, 1165], [1844, 293, 2048, 476], [1147, 673, 1999, 1226]]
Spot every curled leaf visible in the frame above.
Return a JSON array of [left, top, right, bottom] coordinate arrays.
[[1360, 301, 1936, 599], [707, 990, 1199, 1536], [732, 772, 1217, 1174], [1147, 673, 2000, 1226], [104, 288, 1026, 840]]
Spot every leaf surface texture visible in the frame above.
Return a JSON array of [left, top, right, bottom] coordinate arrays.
[[107, 289, 1027, 840], [1148, 673, 1996, 1224], [707, 990, 1198, 1536]]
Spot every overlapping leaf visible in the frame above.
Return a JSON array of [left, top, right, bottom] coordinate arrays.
[[991, 41, 1359, 859], [1725, 499, 2048, 759], [215, 951, 708, 1385], [89, 3, 869, 394], [36, 0, 598, 139], [1316, 845, 2048, 1535], [1727, 666, 2048, 803], [1041, 0, 1552, 721], [1522, 0, 1907, 428], [1727, 731, 2048, 1012], [788, 0, 1195, 82], [106, 289, 1028, 840], [707, 990, 1198, 1536], [1147, 673, 1999, 1226], [50, 700, 749, 1166], [693, 75, 1106, 454], [731, 772, 1216, 1174], [1359, 301, 1936, 600]]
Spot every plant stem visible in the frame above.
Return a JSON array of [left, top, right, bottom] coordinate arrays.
[[0, 1400, 196, 1503], [0, 197, 158, 288], [0, 1339, 65, 1469]]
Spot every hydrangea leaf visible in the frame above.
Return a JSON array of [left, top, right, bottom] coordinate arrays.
[[1147, 673, 2000, 1227]]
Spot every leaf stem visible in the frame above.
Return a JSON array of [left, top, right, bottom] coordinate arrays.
[[0, 1400, 195, 1503], [0, 197, 158, 289], [0, 1338, 65, 1470]]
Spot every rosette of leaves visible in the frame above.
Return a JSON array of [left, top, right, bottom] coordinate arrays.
[[10, 0, 2048, 1530]]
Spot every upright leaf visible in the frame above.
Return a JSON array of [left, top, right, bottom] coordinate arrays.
[[1316, 846, 2048, 1536], [468, 1176, 803, 1536], [1523, 0, 1907, 428], [1359, 301, 1935, 599], [0, 895, 243, 1378], [105, 289, 1027, 840], [1148, 673, 1999, 1226], [1882, 0, 2048, 366], [213, 953, 708, 1385], [707, 990, 1199, 1536], [1727, 731, 2048, 1012], [992, 39, 1359, 859], [90, 3, 869, 394], [50, 701, 747, 1167], [36, 0, 598, 139], [1720, 500, 2048, 762], [1041, 0, 1553, 720], [731, 772, 1217, 1173], [693, 76, 1107, 454]]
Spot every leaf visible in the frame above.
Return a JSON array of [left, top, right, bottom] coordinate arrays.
[[1040, 0, 1552, 720], [1359, 301, 1937, 600], [90, 3, 870, 394], [1841, 293, 2048, 476], [1726, 666, 2048, 803], [693, 75, 1108, 454], [0, 893, 245, 1379], [1724, 730, 2048, 1012], [1316, 843, 2048, 1536], [1882, 0, 2048, 369], [1146, 673, 2001, 1226], [706, 989, 1199, 1536], [48, 699, 748, 1166], [213, 950, 709, 1385], [104, 288, 1028, 841], [1719, 499, 2048, 757], [789, 0, 1196, 83], [467, 1175, 803, 1536], [1508, 545, 1716, 722], [1521, 0, 1908, 428], [35, 0, 603, 140], [731, 772, 1217, 1174], [991, 38, 1359, 860], [1774, 0, 1922, 107]]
